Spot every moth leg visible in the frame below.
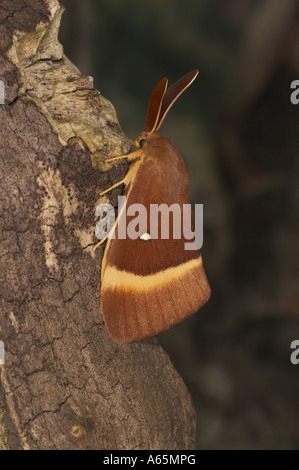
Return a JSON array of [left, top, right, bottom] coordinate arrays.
[[99, 178, 126, 196], [105, 148, 143, 163], [93, 234, 108, 251]]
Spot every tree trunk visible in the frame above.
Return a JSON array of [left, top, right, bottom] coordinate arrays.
[[0, 0, 196, 450]]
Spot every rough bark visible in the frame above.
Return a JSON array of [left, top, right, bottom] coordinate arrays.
[[0, 0, 196, 450]]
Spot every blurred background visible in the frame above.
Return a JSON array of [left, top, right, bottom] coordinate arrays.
[[60, 0, 299, 449]]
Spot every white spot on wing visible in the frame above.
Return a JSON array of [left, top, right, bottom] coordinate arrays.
[[140, 233, 151, 241]]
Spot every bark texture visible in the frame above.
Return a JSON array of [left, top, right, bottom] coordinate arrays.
[[0, 0, 196, 450]]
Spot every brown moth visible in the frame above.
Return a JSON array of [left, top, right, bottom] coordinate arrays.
[[96, 70, 211, 344]]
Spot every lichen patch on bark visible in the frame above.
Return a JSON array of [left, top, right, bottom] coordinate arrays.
[[36, 167, 80, 272], [6, 1, 130, 164]]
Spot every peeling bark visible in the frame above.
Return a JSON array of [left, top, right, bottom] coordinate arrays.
[[0, 0, 196, 450]]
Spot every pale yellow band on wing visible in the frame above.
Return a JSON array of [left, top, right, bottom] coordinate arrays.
[[102, 257, 202, 292]]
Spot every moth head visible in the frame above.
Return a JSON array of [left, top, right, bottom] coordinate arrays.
[[135, 131, 148, 148]]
